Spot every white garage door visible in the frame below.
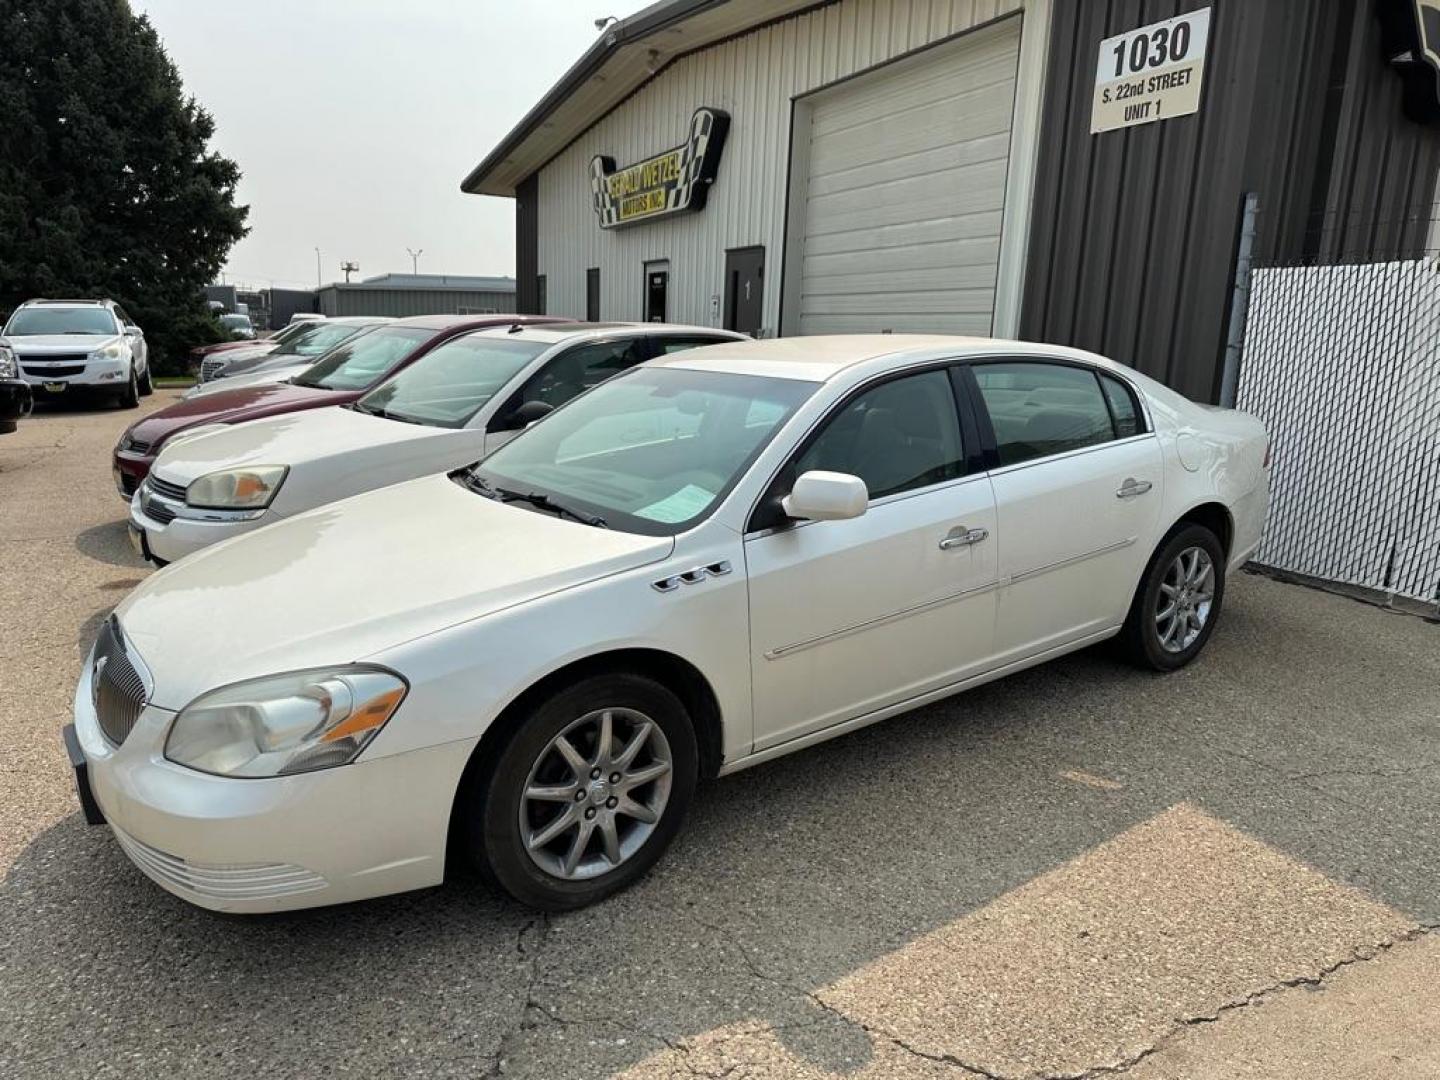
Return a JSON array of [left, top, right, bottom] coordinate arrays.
[[792, 20, 1021, 336]]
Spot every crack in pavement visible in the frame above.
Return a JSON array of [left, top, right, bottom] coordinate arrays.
[[667, 913, 1440, 1080], [1286, 763, 1440, 783], [481, 912, 551, 1078]]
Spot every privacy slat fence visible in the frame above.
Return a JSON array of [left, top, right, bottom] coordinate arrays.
[[1236, 259, 1440, 615]]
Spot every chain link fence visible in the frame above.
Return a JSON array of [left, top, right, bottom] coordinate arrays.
[[1234, 240, 1440, 618]]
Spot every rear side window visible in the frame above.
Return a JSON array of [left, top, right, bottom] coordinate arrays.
[[1100, 374, 1142, 438], [972, 362, 1117, 467], [652, 336, 734, 355]]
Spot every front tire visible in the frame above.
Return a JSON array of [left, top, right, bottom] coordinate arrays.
[[118, 368, 140, 409], [138, 363, 154, 397], [1118, 524, 1226, 671], [465, 673, 698, 910]]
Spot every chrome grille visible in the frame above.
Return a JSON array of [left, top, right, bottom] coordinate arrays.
[[93, 617, 148, 747], [147, 475, 188, 502]]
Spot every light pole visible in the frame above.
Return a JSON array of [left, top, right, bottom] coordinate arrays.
[[407, 248, 424, 275]]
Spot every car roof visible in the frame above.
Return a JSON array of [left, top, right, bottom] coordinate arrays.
[[326, 316, 395, 325], [389, 313, 568, 332], [467, 322, 741, 345], [18, 299, 113, 308], [645, 335, 1129, 383]]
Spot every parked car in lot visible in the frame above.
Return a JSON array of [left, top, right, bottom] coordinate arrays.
[[218, 313, 256, 340], [3, 298, 152, 407], [187, 319, 314, 376], [0, 339, 34, 433], [288, 312, 326, 326], [69, 335, 1270, 913], [131, 323, 743, 563], [196, 316, 386, 384], [113, 314, 564, 498]]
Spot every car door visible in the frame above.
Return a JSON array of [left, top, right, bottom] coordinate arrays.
[[965, 359, 1163, 665], [116, 306, 146, 371], [482, 337, 652, 453], [745, 366, 998, 752]]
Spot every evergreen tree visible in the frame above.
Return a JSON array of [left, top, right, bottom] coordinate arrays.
[[0, 0, 248, 372]]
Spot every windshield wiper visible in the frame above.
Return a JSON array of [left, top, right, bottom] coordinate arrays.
[[457, 472, 502, 500], [495, 486, 607, 528]]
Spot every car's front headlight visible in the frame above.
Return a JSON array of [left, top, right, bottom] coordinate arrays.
[[165, 666, 408, 778], [92, 342, 126, 361], [187, 465, 287, 509], [0, 345, 16, 379]]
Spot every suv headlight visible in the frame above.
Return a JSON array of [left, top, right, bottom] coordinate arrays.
[[187, 465, 287, 509], [165, 666, 408, 777], [0, 345, 16, 379], [91, 342, 126, 360]]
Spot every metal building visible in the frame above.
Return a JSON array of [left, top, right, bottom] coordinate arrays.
[[314, 273, 518, 318], [463, 0, 1440, 403]]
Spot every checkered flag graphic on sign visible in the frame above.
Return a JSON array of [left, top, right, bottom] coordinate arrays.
[[590, 157, 619, 228], [668, 108, 717, 211]]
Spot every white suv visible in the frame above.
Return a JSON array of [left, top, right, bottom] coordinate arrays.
[[2, 299, 152, 407]]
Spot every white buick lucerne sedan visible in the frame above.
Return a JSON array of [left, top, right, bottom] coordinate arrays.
[[68, 336, 1269, 912], [130, 323, 743, 564]]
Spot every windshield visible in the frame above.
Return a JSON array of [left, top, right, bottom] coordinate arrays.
[[293, 326, 431, 391], [472, 367, 815, 536], [272, 321, 374, 358], [4, 307, 118, 336], [270, 321, 315, 345], [356, 335, 547, 427], [220, 315, 251, 329]]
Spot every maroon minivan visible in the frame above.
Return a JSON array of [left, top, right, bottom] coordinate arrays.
[[113, 314, 567, 497]]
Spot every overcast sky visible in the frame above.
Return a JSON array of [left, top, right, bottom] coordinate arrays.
[[131, 0, 609, 290]]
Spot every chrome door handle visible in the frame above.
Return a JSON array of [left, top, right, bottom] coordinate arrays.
[[939, 526, 988, 550], [1116, 478, 1153, 499]]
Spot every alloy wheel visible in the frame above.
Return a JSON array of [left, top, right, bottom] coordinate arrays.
[[1156, 545, 1215, 653], [518, 707, 673, 881]]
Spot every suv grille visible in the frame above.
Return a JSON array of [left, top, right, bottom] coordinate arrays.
[[93, 618, 148, 747], [24, 364, 85, 378], [22, 352, 90, 366]]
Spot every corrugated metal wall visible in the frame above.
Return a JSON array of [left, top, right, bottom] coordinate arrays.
[[316, 288, 517, 318], [533, 0, 1024, 331], [1020, 0, 1440, 403]]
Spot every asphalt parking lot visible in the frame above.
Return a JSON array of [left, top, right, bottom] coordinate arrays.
[[3, 397, 1439, 1080]]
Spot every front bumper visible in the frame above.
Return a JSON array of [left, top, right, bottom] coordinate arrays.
[[21, 356, 129, 392], [71, 658, 466, 913], [128, 489, 272, 563]]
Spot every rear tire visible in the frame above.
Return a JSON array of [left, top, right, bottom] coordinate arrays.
[[1118, 523, 1226, 671], [464, 672, 698, 910], [138, 364, 154, 397]]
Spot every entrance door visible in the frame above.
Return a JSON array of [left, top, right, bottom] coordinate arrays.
[[724, 247, 764, 335], [644, 262, 669, 323]]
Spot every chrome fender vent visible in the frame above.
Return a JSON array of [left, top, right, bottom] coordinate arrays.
[[652, 561, 732, 593]]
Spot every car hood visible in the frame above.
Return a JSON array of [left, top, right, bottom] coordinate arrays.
[[125, 383, 348, 445], [11, 334, 121, 353], [116, 475, 673, 708], [183, 365, 309, 398], [150, 404, 452, 484]]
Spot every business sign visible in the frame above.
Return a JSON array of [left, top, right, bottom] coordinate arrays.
[[1378, 0, 1440, 124], [589, 108, 730, 229], [1091, 8, 1211, 134]]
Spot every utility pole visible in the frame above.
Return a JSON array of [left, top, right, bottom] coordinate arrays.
[[407, 248, 424, 275], [341, 261, 359, 283], [314, 247, 322, 287]]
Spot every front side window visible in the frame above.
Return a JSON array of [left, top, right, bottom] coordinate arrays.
[[356, 335, 546, 428], [4, 307, 118, 336], [293, 327, 431, 391], [972, 362, 1119, 467], [510, 339, 650, 413], [794, 370, 965, 501], [472, 368, 815, 536]]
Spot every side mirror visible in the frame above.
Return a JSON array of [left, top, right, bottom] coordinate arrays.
[[500, 399, 554, 431], [781, 470, 868, 522], [124, 325, 143, 338]]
